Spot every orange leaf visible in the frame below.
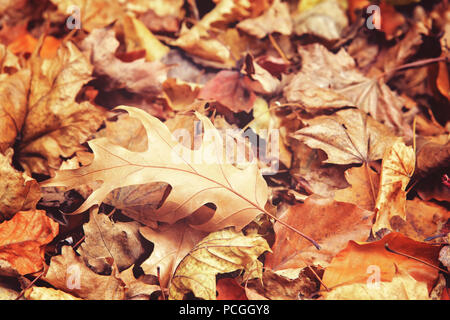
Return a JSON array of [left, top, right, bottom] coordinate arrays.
[[216, 278, 248, 300], [265, 197, 373, 270], [0, 210, 59, 275], [8, 34, 37, 55], [322, 232, 442, 292]]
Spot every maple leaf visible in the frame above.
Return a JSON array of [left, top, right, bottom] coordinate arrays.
[[285, 44, 408, 133], [265, 197, 373, 271], [293, 108, 397, 165], [0, 41, 106, 175], [168, 228, 270, 300], [42, 106, 270, 233], [0, 210, 58, 276]]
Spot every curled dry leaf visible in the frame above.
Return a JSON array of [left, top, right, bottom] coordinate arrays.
[[0, 210, 58, 276], [168, 228, 270, 300], [119, 266, 160, 300], [372, 139, 415, 234], [43, 246, 125, 300], [140, 220, 207, 288], [265, 197, 373, 270], [78, 210, 146, 274], [42, 106, 269, 233], [0, 149, 41, 222], [293, 108, 397, 165]]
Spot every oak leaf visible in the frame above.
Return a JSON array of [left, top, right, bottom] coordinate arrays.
[[42, 106, 270, 232], [168, 228, 270, 300]]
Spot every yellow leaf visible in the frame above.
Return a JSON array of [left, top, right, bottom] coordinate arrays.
[[24, 287, 82, 300], [372, 139, 415, 233], [168, 228, 270, 300], [122, 15, 170, 61]]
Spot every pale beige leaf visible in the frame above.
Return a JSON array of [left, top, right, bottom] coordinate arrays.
[[42, 106, 269, 233], [140, 221, 207, 288]]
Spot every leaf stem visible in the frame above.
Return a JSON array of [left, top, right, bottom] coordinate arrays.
[[384, 243, 448, 274]]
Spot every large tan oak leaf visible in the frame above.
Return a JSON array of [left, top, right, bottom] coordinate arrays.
[[0, 41, 105, 175], [42, 106, 269, 232]]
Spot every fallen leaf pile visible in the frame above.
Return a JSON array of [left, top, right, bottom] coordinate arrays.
[[0, 0, 449, 300]]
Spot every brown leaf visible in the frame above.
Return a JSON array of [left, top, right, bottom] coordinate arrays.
[[0, 41, 106, 175], [246, 268, 318, 300], [118, 266, 160, 300], [293, 108, 397, 165], [391, 198, 450, 242], [78, 210, 146, 274], [0, 210, 59, 276], [0, 149, 41, 222], [285, 44, 408, 133], [43, 246, 125, 300], [265, 197, 373, 270]]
